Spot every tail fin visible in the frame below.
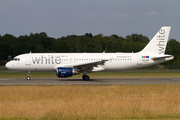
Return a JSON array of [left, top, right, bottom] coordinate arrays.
[[140, 26, 171, 54]]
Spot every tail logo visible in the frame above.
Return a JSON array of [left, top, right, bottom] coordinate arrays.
[[157, 29, 165, 54]]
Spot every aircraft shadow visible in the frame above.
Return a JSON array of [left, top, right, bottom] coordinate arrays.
[[58, 78, 106, 82]]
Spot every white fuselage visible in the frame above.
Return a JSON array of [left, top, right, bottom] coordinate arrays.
[[6, 52, 173, 72]]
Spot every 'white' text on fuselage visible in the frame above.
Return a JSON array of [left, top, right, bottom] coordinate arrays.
[[32, 55, 61, 64]]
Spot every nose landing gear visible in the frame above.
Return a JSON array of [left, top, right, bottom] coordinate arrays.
[[26, 71, 31, 80]]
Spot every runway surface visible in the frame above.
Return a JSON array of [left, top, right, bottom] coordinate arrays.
[[0, 77, 180, 85]]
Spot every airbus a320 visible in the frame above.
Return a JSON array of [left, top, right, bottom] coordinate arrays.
[[6, 26, 173, 80]]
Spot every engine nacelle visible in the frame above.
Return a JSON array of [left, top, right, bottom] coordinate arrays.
[[56, 67, 79, 77]]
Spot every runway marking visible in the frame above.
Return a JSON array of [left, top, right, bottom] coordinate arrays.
[[0, 78, 16, 81], [0, 79, 8, 80]]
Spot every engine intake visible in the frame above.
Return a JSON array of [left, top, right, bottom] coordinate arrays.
[[56, 67, 79, 77]]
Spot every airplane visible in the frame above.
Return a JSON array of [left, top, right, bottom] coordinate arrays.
[[5, 26, 173, 81]]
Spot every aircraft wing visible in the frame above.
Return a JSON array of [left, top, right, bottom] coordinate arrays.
[[73, 59, 111, 72]]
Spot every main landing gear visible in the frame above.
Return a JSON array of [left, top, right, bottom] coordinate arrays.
[[25, 71, 90, 81], [82, 74, 90, 81], [26, 71, 31, 80]]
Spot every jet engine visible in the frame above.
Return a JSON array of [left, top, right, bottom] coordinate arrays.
[[56, 67, 79, 77]]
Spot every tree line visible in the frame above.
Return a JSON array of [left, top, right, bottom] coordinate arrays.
[[0, 32, 180, 67]]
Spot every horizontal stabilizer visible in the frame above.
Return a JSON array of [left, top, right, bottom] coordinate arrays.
[[151, 54, 174, 60]]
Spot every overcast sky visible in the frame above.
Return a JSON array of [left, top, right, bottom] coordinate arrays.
[[0, 0, 180, 41]]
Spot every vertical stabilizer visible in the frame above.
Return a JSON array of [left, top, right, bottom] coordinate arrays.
[[140, 26, 171, 54]]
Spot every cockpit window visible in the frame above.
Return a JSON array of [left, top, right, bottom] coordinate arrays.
[[12, 58, 20, 61]]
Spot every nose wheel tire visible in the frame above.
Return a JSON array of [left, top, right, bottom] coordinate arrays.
[[82, 75, 90, 81], [26, 71, 31, 80], [26, 76, 31, 80]]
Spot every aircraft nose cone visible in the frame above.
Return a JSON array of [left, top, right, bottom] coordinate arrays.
[[5, 62, 11, 69]]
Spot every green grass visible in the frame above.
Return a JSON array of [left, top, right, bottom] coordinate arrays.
[[0, 66, 8, 71], [1, 66, 180, 78], [0, 71, 180, 78]]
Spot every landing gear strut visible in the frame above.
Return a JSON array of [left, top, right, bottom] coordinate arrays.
[[26, 71, 31, 80], [82, 74, 90, 81]]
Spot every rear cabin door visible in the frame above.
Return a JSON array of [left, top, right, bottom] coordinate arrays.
[[137, 55, 142, 65]]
